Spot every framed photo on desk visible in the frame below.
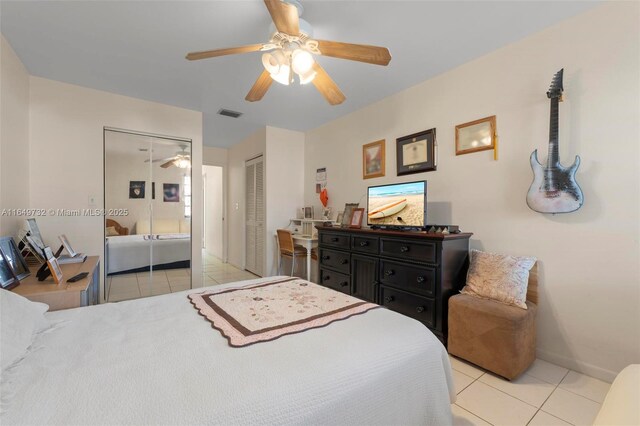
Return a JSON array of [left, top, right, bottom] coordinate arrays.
[[0, 249, 19, 290], [0, 236, 30, 280]]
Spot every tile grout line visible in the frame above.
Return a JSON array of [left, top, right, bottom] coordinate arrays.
[[526, 368, 573, 426], [453, 402, 495, 426]]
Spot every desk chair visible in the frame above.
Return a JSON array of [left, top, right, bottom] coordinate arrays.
[[276, 229, 316, 278]]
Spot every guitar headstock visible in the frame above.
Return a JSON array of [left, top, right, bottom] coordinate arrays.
[[547, 68, 564, 99]]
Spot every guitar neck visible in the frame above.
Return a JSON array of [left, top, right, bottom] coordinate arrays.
[[547, 97, 560, 168]]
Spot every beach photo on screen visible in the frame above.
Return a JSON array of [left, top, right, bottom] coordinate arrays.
[[367, 182, 425, 227]]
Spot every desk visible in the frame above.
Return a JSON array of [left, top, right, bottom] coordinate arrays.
[[12, 256, 100, 311], [292, 235, 318, 281]]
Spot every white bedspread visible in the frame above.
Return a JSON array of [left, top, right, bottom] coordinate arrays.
[[106, 234, 190, 274], [1, 277, 455, 425]]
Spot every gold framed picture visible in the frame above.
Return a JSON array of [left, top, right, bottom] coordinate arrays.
[[362, 139, 385, 179], [455, 115, 496, 155]]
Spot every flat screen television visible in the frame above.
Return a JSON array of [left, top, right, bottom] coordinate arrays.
[[367, 181, 427, 229]]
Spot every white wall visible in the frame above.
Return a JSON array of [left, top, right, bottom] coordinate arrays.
[[203, 146, 228, 168], [0, 35, 30, 236], [28, 77, 203, 300], [203, 165, 223, 259], [227, 128, 265, 269], [265, 126, 305, 276], [304, 2, 639, 381]]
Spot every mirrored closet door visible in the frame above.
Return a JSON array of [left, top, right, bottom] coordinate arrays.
[[104, 128, 192, 302]]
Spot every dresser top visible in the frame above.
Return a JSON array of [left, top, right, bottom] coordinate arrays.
[[316, 225, 472, 241]]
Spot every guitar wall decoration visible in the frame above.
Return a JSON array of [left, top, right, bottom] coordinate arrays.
[[526, 69, 584, 214]]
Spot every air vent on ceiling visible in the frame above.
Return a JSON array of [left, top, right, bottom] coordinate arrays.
[[217, 108, 243, 119]]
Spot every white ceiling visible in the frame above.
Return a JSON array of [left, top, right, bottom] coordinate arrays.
[[0, 1, 598, 148]]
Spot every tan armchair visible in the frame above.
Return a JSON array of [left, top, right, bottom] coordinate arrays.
[[448, 263, 538, 380]]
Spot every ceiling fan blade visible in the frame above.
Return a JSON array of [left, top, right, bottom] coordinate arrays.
[[311, 63, 345, 106], [245, 70, 273, 102], [144, 156, 176, 163], [316, 40, 391, 66], [160, 160, 175, 169], [264, 0, 299, 35], [185, 44, 264, 61]]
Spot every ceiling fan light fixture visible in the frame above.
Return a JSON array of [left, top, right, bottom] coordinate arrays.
[[291, 48, 314, 74], [261, 50, 286, 74], [270, 64, 291, 85], [298, 68, 316, 85], [175, 157, 191, 169]]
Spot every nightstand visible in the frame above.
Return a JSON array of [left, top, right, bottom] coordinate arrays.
[[12, 256, 100, 311]]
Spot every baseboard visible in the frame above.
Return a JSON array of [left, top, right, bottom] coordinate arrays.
[[536, 348, 618, 383]]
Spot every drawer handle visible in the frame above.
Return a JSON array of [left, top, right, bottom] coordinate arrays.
[[323, 275, 331, 281], [384, 296, 394, 303], [340, 259, 349, 265], [322, 255, 330, 260], [340, 281, 349, 287], [384, 269, 395, 277], [400, 246, 410, 253], [416, 276, 425, 283], [359, 241, 369, 247], [416, 306, 425, 313], [331, 237, 339, 242]]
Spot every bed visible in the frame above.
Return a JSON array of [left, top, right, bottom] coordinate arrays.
[[0, 276, 455, 425], [105, 233, 190, 275]]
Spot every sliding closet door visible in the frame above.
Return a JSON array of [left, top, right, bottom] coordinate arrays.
[[245, 156, 264, 276], [104, 128, 192, 302]]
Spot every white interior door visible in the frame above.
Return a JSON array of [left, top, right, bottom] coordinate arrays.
[[245, 156, 264, 276]]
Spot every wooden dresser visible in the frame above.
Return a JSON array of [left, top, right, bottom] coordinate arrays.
[[316, 226, 471, 344], [12, 256, 100, 311]]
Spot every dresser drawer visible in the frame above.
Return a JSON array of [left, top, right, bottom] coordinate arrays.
[[380, 286, 435, 327], [379, 260, 436, 297], [319, 248, 350, 274], [380, 238, 437, 264], [319, 269, 351, 294], [320, 232, 350, 249], [351, 235, 379, 255]]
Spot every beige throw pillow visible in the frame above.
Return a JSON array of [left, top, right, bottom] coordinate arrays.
[[106, 226, 119, 237], [460, 249, 536, 309]]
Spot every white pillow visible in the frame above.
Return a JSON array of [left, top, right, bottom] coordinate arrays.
[[460, 249, 536, 309], [1, 290, 50, 371]]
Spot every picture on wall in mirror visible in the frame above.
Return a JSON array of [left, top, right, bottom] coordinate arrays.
[[129, 181, 146, 199], [163, 183, 180, 202], [396, 129, 437, 176]]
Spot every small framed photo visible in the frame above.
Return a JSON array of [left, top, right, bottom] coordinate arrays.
[[341, 203, 359, 227], [129, 181, 145, 199], [396, 129, 437, 176], [0, 249, 19, 290], [0, 236, 30, 280], [456, 115, 496, 155], [163, 183, 180, 202], [336, 211, 344, 225], [349, 208, 365, 229], [363, 139, 385, 179], [43, 247, 63, 284], [304, 206, 314, 219]]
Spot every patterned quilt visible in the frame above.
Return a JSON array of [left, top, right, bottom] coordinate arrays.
[[188, 277, 379, 347]]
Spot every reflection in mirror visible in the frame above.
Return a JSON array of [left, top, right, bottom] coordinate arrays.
[[104, 129, 191, 302]]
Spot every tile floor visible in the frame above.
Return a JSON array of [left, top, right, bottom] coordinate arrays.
[[107, 251, 258, 302], [450, 355, 611, 426]]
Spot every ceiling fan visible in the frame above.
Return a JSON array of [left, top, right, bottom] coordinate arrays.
[[145, 146, 191, 169], [185, 0, 392, 105]]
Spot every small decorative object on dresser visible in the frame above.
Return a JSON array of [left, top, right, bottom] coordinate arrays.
[[396, 129, 437, 176], [341, 203, 359, 227], [336, 211, 344, 225], [349, 208, 365, 229], [362, 139, 385, 179], [455, 115, 497, 156]]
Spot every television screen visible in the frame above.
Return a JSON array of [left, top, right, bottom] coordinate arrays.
[[367, 181, 426, 228]]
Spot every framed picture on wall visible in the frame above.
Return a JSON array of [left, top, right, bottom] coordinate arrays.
[[455, 115, 496, 155], [129, 181, 145, 199], [363, 139, 385, 179], [396, 129, 437, 176], [163, 183, 180, 202]]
